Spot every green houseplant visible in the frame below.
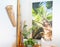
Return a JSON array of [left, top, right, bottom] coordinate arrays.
[[22, 22, 32, 39], [24, 38, 37, 47]]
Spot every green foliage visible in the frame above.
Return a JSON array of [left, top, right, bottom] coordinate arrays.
[[33, 2, 43, 9], [46, 1, 53, 9], [24, 38, 37, 46], [34, 14, 42, 22], [47, 13, 52, 21], [37, 6, 46, 15], [32, 9, 37, 16], [32, 1, 52, 26], [32, 20, 39, 33], [33, 2, 40, 9], [23, 24, 32, 39], [32, 2, 44, 17]]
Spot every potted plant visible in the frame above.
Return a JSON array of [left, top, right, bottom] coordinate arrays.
[[24, 38, 37, 47], [22, 22, 32, 39]]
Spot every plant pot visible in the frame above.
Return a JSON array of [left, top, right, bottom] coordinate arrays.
[[27, 45, 32, 47]]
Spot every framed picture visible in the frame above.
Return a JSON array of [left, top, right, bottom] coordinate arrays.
[[32, 0, 53, 40]]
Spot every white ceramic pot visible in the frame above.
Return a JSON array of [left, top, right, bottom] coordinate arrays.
[[27, 45, 32, 47]]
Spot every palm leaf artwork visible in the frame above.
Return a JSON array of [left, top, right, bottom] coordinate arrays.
[[32, 1, 53, 40]]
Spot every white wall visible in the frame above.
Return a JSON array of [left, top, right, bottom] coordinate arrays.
[[0, 0, 17, 47], [20, 0, 32, 29], [53, 0, 60, 47]]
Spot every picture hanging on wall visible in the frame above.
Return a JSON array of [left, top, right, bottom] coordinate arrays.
[[32, 1, 53, 41]]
